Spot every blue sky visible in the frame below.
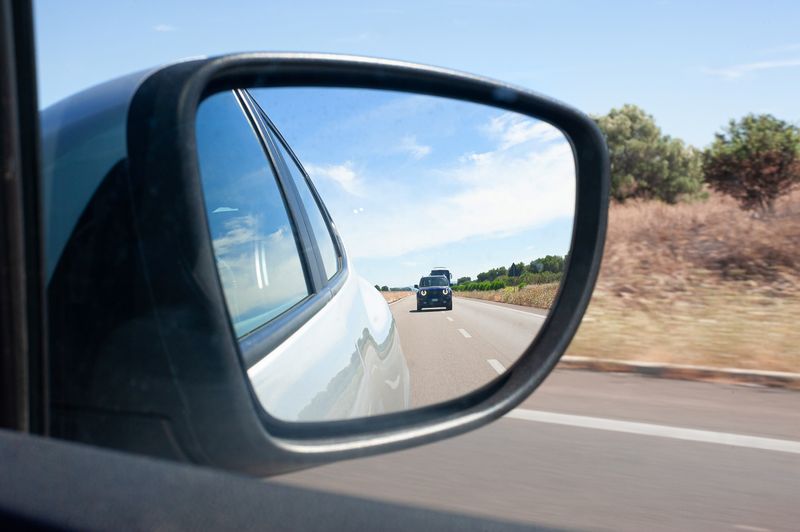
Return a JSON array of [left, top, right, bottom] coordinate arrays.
[[252, 88, 574, 286], [33, 1, 800, 285], [34, 0, 800, 147]]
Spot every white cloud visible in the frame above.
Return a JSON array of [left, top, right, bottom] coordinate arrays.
[[704, 58, 800, 80], [153, 24, 177, 32], [398, 135, 432, 159], [486, 113, 565, 149], [210, 214, 259, 255], [334, 115, 575, 260], [305, 161, 363, 196]]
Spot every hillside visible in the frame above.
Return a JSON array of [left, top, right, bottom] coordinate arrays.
[[567, 191, 800, 371]]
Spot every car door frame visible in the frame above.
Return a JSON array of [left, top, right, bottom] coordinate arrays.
[[0, 0, 47, 435], [223, 88, 350, 367]]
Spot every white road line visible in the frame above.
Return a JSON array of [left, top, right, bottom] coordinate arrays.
[[457, 328, 472, 338], [506, 409, 800, 455], [445, 316, 454, 322], [457, 297, 547, 320], [487, 359, 506, 374]]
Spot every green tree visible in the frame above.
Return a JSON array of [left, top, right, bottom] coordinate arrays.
[[381, 285, 389, 292], [456, 276, 471, 284], [374, 284, 380, 291], [539, 255, 565, 273], [703, 114, 800, 213], [476, 266, 506, 282], [594, 104, 704, 203], [508, 262, 524, 277], [527, 260, 543, 273]]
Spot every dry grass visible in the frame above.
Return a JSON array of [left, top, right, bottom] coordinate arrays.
[[455, 283, 560, 309], [567, 190, 800, 372], [593, 191, 800, 300], [381, 291, 413, 304]]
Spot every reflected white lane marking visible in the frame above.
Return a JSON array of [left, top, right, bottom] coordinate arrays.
[[506, 409, 800, 455], [457, 328, 472, 338], [446, 317, 454, 322], [458, 297, 546, 319], [487, 359, 506, 375]]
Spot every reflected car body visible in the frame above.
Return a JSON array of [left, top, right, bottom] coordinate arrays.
[[416, 275, 453, 311], [41, 71, 410, 430]]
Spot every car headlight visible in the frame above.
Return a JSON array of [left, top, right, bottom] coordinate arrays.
[[420, 290, 427, 296], [442, 288, 449, 295]]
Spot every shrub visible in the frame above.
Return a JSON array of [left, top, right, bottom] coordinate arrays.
[[703, 114, 800, 213], [594, 104, 704, 203]]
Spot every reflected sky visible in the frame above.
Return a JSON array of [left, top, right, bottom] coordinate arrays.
[[252, 88, 575, 288], [196, 91, 309, 336]]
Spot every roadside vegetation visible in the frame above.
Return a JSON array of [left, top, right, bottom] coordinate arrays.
[[569, 190, 800, 372], [451, 254, 564, 308], [460, 107, 800, 371], [379, 291, 414, 304], [454, 283, 560, 309], [452, 256, 564, 293]]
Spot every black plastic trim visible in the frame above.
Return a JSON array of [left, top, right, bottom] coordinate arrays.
[[0, 0, 46, 434]]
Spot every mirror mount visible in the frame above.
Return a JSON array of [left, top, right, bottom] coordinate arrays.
[[51, 53, 608, 476]]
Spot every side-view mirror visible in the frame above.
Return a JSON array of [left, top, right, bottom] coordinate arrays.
[[44, 53, 608, 476]]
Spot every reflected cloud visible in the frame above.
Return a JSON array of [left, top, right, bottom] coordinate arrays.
[[212, 213, 307, 336], [334, 114, 575, 260], [486, 112, 565, 149], [399, 135, 432, 159], [305, 161, 364, 196]]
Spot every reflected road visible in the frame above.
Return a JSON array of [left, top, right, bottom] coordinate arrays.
[[390, 295, 547, 407]]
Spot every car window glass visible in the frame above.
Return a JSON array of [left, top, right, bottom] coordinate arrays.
[[265, 126, 340, 281], [196, 91, 310, 337]]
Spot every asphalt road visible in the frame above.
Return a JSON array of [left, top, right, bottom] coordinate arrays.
[[391, 294, 547, 407], [274, 295, 800, 531]]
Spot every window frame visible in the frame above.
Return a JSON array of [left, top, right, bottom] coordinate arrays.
[[217, 89, 348, 368], [246, 92, 345, 281], [198, 89, 315, 338]]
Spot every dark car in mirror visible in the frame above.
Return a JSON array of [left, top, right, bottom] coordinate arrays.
[[416, 276, 453, 311]]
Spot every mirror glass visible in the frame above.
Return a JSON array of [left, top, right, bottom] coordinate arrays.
[[196, 87, 575, 422]]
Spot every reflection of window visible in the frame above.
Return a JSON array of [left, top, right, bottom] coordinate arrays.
[[267, 127, 340, 280], [196, 91, 309, 337]]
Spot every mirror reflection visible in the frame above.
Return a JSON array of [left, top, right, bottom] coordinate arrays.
[[196, 87, 576, 422]]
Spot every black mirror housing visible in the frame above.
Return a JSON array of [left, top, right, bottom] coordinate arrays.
[[48, 53, 609, 476]]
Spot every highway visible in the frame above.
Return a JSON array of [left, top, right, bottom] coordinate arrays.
[[274, 295, 800, 531], [391, 294, 547, 407]]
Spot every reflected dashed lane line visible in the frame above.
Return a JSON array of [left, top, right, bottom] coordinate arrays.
[[457, 328, 472, 338], [487, 359, 506, 374]]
